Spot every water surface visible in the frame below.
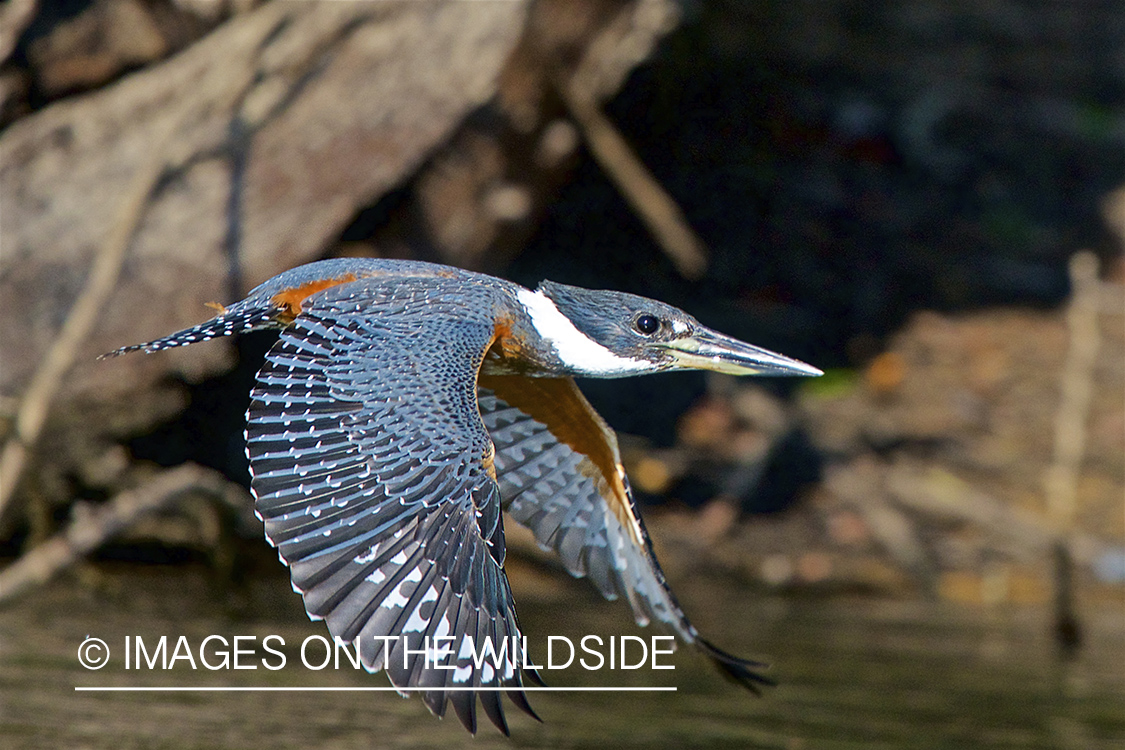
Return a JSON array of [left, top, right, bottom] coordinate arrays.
[[2, 566, 1122, 749]]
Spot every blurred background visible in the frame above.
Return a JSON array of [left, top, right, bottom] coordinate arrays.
[[0, 1, 1122, 748]]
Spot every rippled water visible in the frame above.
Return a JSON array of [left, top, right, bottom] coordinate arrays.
[[2, 565, 1122, 749]]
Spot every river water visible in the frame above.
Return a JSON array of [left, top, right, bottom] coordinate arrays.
[[2, 565, 1122, 749]]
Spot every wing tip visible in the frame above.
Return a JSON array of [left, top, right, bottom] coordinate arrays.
[[420, 680, 541, 735], [480, 689, 510, 736], [450, 690, 478, 734], [696, 637, 776, 695], [508, 686, 543, 723], [524, 665, 547, 688]]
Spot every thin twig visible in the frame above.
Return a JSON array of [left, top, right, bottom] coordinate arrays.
[[559, 82, 709, 280], [555, 1, 706, 280], [1044, 250, 1103, 655], [558, 0, 706, 281], [1045, 251, 1102, 529], [0, 465, 231, 606]]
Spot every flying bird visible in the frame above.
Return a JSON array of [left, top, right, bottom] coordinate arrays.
[[103, 258, 821, 734]]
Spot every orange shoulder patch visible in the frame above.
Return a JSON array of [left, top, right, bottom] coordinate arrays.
[[487, 314, 527, 361], [270, 273, 359, 322]]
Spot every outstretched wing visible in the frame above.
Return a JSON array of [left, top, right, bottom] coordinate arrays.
[[479, 374, 772, 692], [248, 279, 540, 734]]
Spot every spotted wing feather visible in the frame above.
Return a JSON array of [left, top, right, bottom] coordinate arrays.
[[247, 279, 539, 734]]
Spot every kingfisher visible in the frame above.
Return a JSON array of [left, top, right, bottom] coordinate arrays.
[[103, 258, 821, 734]]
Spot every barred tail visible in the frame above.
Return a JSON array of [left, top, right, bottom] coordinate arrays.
[[98, 303, 281, 359]]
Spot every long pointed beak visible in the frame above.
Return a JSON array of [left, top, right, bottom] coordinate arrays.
[[660, 327, 823, 377]]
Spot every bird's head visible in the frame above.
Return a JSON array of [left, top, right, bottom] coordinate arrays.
[[520, 281, 823, 379]]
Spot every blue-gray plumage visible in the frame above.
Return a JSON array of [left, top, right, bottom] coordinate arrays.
[[102, 258, 821, 735]]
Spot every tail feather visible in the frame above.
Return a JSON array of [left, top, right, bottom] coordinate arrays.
[[99, 304, 280, 359]]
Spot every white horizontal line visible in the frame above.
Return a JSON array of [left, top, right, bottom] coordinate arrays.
[[75, 686, 675, 692]]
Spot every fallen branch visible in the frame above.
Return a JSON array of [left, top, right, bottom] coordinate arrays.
[[0, 464, 237, 606]]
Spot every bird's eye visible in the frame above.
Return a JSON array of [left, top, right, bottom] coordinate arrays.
[[634, 314, 660, 335]]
